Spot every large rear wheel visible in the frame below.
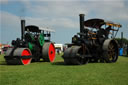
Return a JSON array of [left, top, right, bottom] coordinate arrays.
[[102, 39, 118, 63], [42, 42, 55, 62]]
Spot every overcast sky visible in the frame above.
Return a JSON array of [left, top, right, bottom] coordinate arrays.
[[0, 0, 128, 44]]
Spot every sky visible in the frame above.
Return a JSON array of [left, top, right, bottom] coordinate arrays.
[[0, 0, 128, 44]]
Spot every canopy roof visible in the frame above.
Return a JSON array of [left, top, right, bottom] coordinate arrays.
[[25, 25, 55, 32], [84, 19, 122, 29]]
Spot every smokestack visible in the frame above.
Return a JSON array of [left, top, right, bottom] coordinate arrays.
[[79, 14, 85, 33], [21, 20, 25, 40]]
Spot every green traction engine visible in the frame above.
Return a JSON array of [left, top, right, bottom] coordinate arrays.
[[4, 20, 55, 65]]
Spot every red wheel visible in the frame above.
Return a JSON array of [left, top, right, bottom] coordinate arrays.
[[21, 49, 32, 65], [48, 43, 55, 62], [42, 42, 56, 62], [5, 48, 32, 65]]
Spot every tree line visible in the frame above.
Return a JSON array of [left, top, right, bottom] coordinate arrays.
[[115, 38, 128, 47]]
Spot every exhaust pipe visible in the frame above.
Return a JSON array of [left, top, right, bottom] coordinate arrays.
[[79, 14, 85, 33], [21, 20, 25, 41]]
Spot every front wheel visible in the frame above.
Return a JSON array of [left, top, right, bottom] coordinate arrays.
[[62, 46, 89, 65], [4, 48, 32, 65]]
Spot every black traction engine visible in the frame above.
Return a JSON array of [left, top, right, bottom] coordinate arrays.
[[62, 14, 122, 65]]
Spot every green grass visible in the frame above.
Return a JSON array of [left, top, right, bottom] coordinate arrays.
[[0, 54, 128, 85]]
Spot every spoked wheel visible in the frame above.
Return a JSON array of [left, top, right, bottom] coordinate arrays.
[[4, 48, 32, 65], [62, 46, 89, 65], [42, 42, 55, 62], [102, 39, 118, 63]]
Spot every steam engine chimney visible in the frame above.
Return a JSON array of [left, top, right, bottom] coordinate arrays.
[[79, 14, 85, 33], [21, 20, 25, 41]]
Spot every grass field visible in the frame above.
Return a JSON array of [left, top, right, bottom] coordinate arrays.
[[0, 54, 128, 85]]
